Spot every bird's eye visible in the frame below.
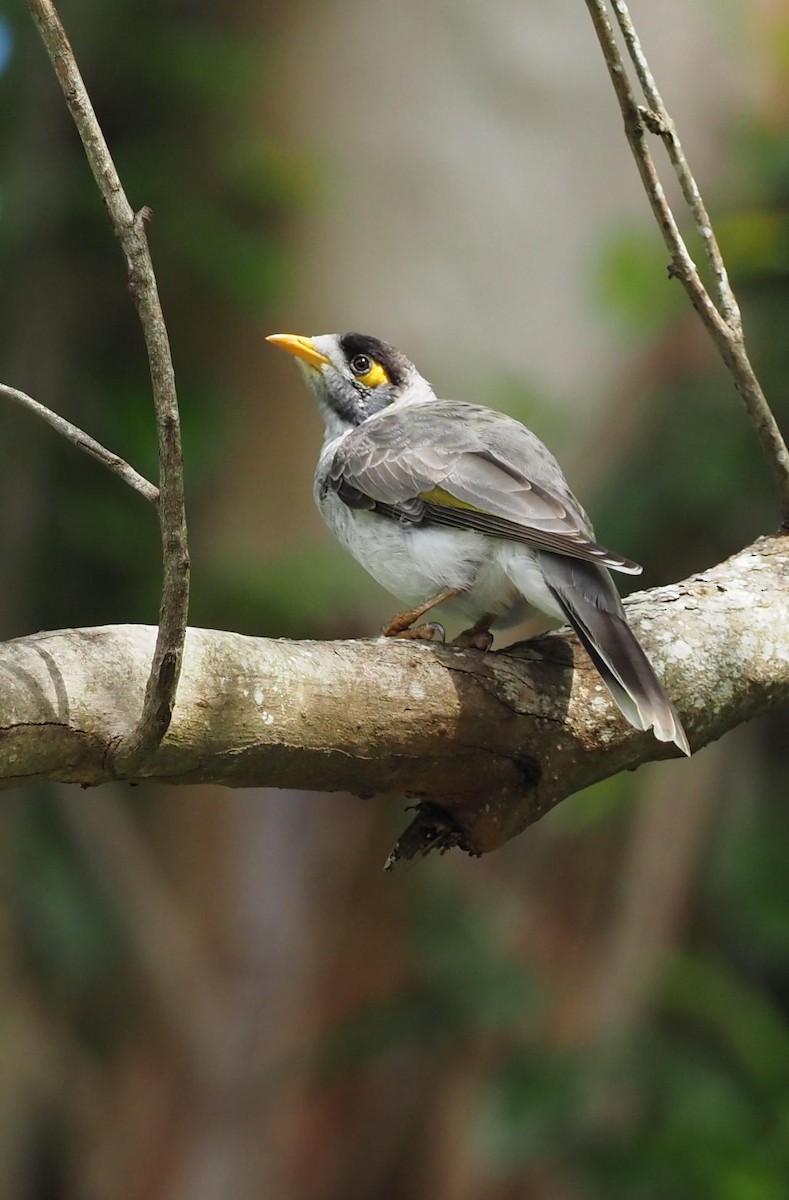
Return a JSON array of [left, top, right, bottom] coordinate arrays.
[[347, 351, 390, 388], [350, 353, 372, 376]]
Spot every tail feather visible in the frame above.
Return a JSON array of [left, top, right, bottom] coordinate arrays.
[[538, 555, 690, 756]]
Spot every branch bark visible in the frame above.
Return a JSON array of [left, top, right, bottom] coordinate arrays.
[[1, 536, 786, 859], [25, 0, 190, 767]]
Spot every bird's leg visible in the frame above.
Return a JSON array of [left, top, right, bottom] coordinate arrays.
[[382, 588, 461, 641], [453, 612, 495, 652]]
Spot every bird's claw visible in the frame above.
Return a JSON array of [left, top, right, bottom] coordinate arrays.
[[387, 621, 446, 643], [452, 628, 494, 652], [452, 615, 495, 652]]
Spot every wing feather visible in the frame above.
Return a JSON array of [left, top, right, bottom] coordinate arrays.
[[328, 400, 641, 574]]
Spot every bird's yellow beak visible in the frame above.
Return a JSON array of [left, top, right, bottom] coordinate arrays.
[[265, 333, 332, 370]]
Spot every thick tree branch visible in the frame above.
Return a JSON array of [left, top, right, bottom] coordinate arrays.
[[26, 0, 190, 766], [0, 383, 159, 505], [584, 0, 789, 527], [1, 536, 786, 859]]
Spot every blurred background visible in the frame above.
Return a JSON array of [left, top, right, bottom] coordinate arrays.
[[1, 0, 789, 1196]]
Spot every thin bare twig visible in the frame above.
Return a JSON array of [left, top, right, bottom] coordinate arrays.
[[1, 383, 159, 505], [584, 0, 789, 528], [26, 0, 190, 763], [611, 0, 741, 333]]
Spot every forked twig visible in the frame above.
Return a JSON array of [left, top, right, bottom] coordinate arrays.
[[610, 0, 740, 333], [585, 0, 789, 528], [26, 0, 190, 764]]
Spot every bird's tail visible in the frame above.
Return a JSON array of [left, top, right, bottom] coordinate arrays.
[[536, 554, 690, 756]]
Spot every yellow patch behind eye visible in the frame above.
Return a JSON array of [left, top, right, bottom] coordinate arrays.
[[418, 487, 484, 513], [359, 361, 390, 388]]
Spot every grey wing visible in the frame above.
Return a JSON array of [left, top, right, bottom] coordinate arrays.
[[328, 400, 641, 574]]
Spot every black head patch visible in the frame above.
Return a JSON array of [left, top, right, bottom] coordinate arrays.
[[339, 333, 409, 389]]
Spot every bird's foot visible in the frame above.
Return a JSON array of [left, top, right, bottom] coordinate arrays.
[[452, 614, 494, 652], [385, 621, 446, 643], [381, 588, 460, 638], [453, 628, 494, 652]]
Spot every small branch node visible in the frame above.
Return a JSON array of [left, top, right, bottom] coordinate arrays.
[[666, 253, 696, 281], [638, 104, 668, 136], [385, 802, 468, 871]]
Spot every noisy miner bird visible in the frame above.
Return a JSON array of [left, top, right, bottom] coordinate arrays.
[[267, 331, 690, 755]]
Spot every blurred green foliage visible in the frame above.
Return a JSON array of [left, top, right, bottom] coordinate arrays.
[[11, 794, 129, 1047], [0, 0, 302, 635], [313, 878, 537, 1093]]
